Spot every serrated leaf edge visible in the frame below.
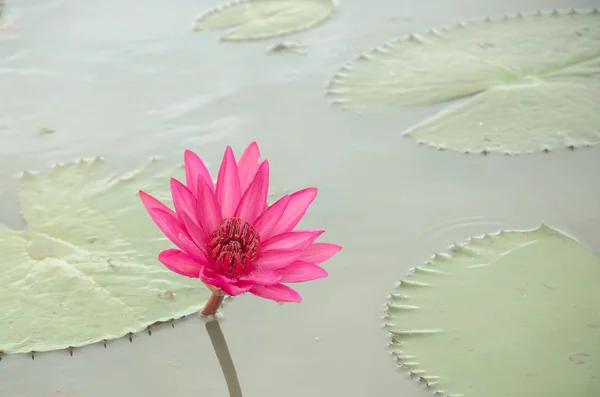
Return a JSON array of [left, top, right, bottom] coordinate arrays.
[[325, 8, 600, 155], [382, 223, 564, 396]]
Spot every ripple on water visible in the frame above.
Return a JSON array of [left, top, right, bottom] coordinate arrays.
[[421, 215, 528, 248]]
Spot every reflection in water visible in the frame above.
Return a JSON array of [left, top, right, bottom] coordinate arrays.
[[206, 319, 243, 397]]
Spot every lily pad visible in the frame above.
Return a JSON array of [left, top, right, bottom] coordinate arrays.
[[194, 0, 335, 41], [384, 225, 600, 397], [327, 9, 600, 154], [0, 158, 210, 355]]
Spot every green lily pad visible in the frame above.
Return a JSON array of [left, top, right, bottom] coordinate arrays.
[[194, 0, 335, 41], [384, 225, 600, 397], [328, 9, 600, 154], [0, 158, 210, 355]]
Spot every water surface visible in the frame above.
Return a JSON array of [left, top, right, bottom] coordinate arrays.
[[1, 0, 599, 396]]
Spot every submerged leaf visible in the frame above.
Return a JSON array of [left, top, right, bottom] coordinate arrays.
[[0, 158, 210, 354], [195, 0, 335, 41], [328, 9, 600, 154], [385, 225, 600, 397]]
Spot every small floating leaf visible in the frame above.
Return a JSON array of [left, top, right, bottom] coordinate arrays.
[[385, 225, 600, 396], [328, 9, 600, 154], [0, 158, 210, 355], [195, 0, 335, 41]]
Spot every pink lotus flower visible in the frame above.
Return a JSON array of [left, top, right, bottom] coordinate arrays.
[[139, 142, 341, 312]]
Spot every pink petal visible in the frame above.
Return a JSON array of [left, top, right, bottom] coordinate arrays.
[[196, 175, 223, 236], [270, 188, 318, 236], [139, 190, 175, 218], [234, 162, 269, 224], [249, 284, 302, 303], [147, 207, 187, 249], [254, 195, 290, 240], [262, 230, 324, 252], [255, 160, 270, 212], [299, 243, 342, 265], [179, 212, 208, 254], [179, 233, 209, 264], [215, 146, 241, 218], [278, 261, 328, 283], [237, 141, 261, 192], [151, 209, 208, 264], [170, 178, 199, 222], [220, 282, 252, 296], [199, 267, 228, 288], [158, 249, 202, 278], [184, 150, 214, 194], [255, 249, 304, 270], [242, 269, 281, 285]]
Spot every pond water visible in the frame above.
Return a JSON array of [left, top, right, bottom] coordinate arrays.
[[1, 0, 599, 396]]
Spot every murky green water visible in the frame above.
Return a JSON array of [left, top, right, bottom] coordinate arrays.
[[1, 0, 599, 396]]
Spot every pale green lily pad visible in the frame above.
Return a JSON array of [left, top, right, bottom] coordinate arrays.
[[384, 225, 600, 397], [195, 0, 335, 41], [328, 9, 600, 154], [0, 158, 210, 355]]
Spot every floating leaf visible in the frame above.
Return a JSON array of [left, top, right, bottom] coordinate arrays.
[[328, 9, 600, 154], [384, 225, 600, 397], [195, 0, 335, 41], [0, 158, 210, 355]]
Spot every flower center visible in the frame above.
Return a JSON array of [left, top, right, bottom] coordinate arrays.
[[207, 217, 260, 277]]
